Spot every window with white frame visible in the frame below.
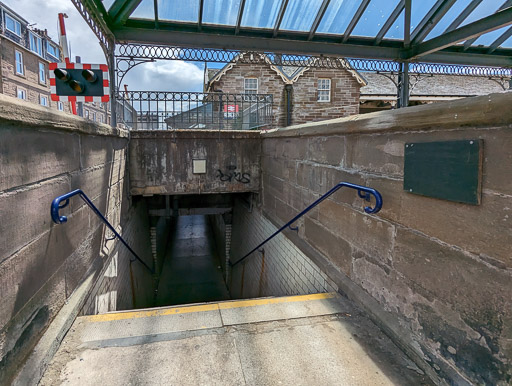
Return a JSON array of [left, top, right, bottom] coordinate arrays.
[[317, 78, 331, 102], [17, 87, 26, 100], [47, 42, 59, 59], [92, 112, 96, 122], [5, 14, 21, 36], [244, 78, 258, 94], [85, 109, 89, 119], [39, 62, 46, 84], [40, 94, 48, 107], [29, 33, 43, 56], [15, 50, 24, 75], [57, 101, 64, 111]]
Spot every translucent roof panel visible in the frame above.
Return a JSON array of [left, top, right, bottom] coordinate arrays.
[[241, 0, 282, 28], [458, 0, 502, 28], [351, 0, 400, 37], [157, 0, 198, 22], [502, 34, 512, 48], [384, 10, 404, 40], [280, 0, 323, 31], [411, 0, 438, 31], [103, 0, 115, 11], [316, 0, 362, 34], [131, 0, 155, 20], [424, 0, 475, 41], [472, 25, 510, 47], [203, 0, 242, 26]]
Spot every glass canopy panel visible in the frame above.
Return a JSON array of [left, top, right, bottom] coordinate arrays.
[[316, 0, 362, 34], [410, 0, 438, 31], [351, 0, 400, 37], [131, 0, 155, 20], [203, 0, 242, 25], [502, 34, 512, 48], [280, 0, 324, 31], [458, 0, 502, 27], [241, 0, 282, 28], [424, 0, 474, 41], [103, 0, 115, 12], [157, 0, 199, 22], [472, 25, 510, 46], [384, 10, 404, 40]]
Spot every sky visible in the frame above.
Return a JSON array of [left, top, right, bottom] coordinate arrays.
[[3, 0, 511, 93], [3, 0, 205, 92]]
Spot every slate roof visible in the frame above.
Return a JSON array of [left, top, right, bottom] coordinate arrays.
[[360, 73, 510, 97]]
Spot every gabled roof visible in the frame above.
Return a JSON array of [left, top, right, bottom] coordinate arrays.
[[206, 54, 367, 90]]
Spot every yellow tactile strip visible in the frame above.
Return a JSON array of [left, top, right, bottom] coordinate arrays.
[[82, 293, 336, 323]]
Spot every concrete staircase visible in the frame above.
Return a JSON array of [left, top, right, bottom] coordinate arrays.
[[40, 293, 431, 385]]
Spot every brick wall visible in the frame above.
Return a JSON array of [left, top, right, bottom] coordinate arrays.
[[229, 198, 338, 299], [260, 92, 512, 385], [0, 94, 150, 383], [209, 62, 362, 128]]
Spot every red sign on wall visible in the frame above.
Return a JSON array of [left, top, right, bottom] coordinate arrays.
[[223, 104, 239, 119]]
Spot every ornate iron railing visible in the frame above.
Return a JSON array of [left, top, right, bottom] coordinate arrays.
[[230, 182, 383, 268], [117, 91, 273, 131], [51, 189, 154, 274]]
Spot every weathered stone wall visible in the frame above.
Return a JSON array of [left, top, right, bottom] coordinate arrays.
[[229, 197, 338, 300], [0, 94, 151, 383], [209, 62, 362, 127], [130, 130, 261, 196], [261, 92, 512, 385]]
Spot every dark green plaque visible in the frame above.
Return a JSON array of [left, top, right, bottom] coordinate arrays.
[[404, 140, 483, 205]]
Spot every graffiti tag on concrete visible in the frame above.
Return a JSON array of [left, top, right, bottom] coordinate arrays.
[[216, 165, 251, 184]]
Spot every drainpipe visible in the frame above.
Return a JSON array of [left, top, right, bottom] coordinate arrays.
[[285, 84, 292, 127]]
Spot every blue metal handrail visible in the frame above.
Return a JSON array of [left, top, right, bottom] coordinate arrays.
[[50, 189, 154, 274], [230, 182, 383, 267]]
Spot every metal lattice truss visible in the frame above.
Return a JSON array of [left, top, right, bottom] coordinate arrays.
[[76, 0, 512, 67]]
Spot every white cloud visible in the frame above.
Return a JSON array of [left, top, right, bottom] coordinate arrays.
[[124, 61, 205, 92]]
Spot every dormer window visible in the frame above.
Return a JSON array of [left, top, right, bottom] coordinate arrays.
[[30, 33, 43, 56], [47, 42, 60, 59], [5, 13, 21, 36]]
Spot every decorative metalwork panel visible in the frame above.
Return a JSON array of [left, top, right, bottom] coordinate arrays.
[[116, 43, 512, 77], [404, 140, 483, 205], [118, 91, 273, 131]]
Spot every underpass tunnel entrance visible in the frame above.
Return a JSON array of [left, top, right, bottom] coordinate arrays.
[[146, 193, 247, 308], [156, 214, 230, 307]]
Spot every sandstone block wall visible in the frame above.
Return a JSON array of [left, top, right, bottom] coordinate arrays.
[[130, 130, 261, 196], [261, 92, 512, 385], [209, 62, 362, 128], [0, 95, 151, 383], [229, 198, 338, 299]]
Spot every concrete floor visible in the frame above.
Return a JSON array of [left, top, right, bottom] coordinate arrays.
[[40, 293, 433, 386], [156, 215, 230, 306]]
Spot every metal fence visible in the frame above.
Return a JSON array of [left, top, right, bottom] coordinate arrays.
[[116, 91, 273, 131]]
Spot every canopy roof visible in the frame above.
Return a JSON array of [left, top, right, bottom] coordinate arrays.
[[80, 0, 512, 67]]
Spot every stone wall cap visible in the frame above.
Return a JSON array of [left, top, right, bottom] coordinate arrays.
[[263, 92, 512, 138], [131, 129, 262, 139], [0, 94, 129, 138]]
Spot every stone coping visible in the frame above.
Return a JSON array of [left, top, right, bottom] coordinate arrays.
[[131, 129, 262, 139], [0, 94, 128, 138], [263, 92, 512, 138]]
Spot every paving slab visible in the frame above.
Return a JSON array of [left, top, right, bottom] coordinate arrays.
[[219, 292, 347, 326], [78, 304, 223, 342]]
